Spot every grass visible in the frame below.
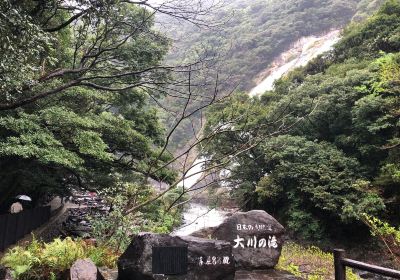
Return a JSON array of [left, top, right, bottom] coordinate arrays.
[[277, 242, 360, 280]]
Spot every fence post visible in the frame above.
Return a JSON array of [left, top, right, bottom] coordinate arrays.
[[334, 249, 346, 280]]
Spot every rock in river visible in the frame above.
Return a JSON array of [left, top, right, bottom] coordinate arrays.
[[211, 210, 285, 270], [118, 232, 235, 280]]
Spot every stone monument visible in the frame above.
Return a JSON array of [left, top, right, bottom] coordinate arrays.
[[211, 210, 285, 269], [118, 233, 235, 280]]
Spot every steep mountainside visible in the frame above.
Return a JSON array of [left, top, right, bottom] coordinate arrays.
[[204, 0, 400, 241], [160, 0, 385, 152], [163, 0, 385, 92]]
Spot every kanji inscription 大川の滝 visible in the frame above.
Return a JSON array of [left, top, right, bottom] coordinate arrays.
[[233, 235, 278, 249]]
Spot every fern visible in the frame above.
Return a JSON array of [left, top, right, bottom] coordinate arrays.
[[0, 236, 118, 279]]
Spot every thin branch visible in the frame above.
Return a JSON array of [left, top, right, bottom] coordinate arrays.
[[44, 9, 87, 32]]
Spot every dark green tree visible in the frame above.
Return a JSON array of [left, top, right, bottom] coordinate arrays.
[[0, 0, 220, 210]]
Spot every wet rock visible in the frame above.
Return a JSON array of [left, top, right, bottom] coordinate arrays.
[[0, 265, 13, 280], [211, 210, 285, 270], [357, 270, 394, 280], [235, 270, 301, 280], [98, 267, 118, 280], [70, 259, 104, 280], [190, 226, 217, 239], [0, 266, 4, 279], [118, 232, 235, 280]]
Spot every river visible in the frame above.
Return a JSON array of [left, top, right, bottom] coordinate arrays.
[[173, 29, 341, 236]]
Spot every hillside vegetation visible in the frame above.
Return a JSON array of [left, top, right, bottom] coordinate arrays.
[[165, 0, 385, 92], [162, 0, 385, 151], [204, 0, 400, 242]]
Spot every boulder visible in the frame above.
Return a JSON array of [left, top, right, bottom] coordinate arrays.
[[0, 265, 13, 280], [211, 210, 285, 270], [0, 266, 5, 279], [98, 267, 118, 280], [118, 233, 235, 280], [190, 226, 217, 239], [70, 259, 104, 280]]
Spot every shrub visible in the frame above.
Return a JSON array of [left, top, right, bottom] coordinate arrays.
[[91, 183, 184, 252], [361, 214, 400, 267], [0, 236, 118, 280]]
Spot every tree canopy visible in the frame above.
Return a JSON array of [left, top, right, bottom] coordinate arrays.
[[0, 0, 198, 208]]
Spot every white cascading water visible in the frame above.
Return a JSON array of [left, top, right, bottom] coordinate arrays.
[[173, 158, 229, 236], [250, 30, 340, 96]]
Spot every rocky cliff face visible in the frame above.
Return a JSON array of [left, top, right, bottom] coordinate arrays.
[[249, 30, 341, 96]]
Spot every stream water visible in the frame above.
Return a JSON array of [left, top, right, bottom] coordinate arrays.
[[177, 158, 205, 190], [173, 203, 228, 236], [173, 30, 342, 237], [173, 158, 230, 236]]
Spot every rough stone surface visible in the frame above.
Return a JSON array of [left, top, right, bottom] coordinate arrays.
[[90, 269, 303, 280], [98, 267, 118, 280], [118, 232, 235, 280], [211, 210, 285, 270], [39, 210, 69, 242], [70, 259, 103, 280], [235, 270, 301, 280], [0, 265, 13, 280], [0, 266, 6, 280], [190, 226, 217, 239]]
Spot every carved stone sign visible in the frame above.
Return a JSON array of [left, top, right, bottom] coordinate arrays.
[[211, 210, 285, 269], [118, 233, 235, 280]]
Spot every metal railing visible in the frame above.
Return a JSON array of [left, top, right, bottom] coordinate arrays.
[[334, 249, 400, 279], [0, 206, 51, 251]]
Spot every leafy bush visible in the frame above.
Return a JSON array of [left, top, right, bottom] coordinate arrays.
[[256, 135, 385, 239], [277, 242, 360, 280], [0, 237, 118, 280], [362, 214, 400, 266], [91, 182, 184, 252]]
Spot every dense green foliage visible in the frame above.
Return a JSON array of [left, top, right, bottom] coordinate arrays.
[[1, 237, 118, 279], [166, 0, 385, 92], [204, 0, 400, 240], [163, 0, 385, 151], [91, 182, 184, 251], [352, 0, 387, 21], [277, 242, 359, 279], [1, 0, 396, 248], [0, 0, 177, 209]]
